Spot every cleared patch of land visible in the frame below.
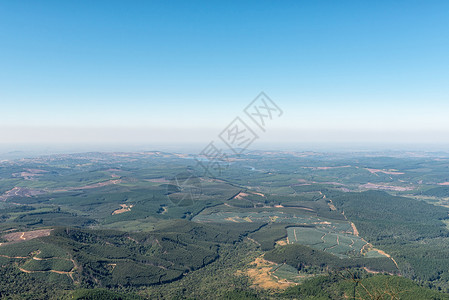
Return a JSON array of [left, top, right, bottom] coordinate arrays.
[[1, 229, 53, 244], [0, 187, 45, 201], [287, 226, 367, 258], [365, 168, 404, 175], [52, 179, 122, 192], [112, 204, 133, 215], [275, 238, 288, 246], [242, 257, 296, 290], [302, 166, 351, 170], [359, 183, 414, 192], [351, 222, 359, 236]]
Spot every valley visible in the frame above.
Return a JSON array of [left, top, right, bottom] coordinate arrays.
[[1, 150, 449, 299]]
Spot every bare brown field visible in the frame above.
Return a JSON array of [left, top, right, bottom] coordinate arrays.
[[275, 239, 288, 246], [112, 204, 133, 215], [302, 165, 351, 170], [225, 217, 242, 222], [2, 229, 53, 244], [242, 257, 294, 290], [53, 179, 122, 192], [231, 191, 265, 201], [351, 222, 359, 236], [360, 183, 413, 192], [365, 168, 404, 175], [0, 187, 45, 202], [234, 192, 249, 200], [252, 192, 265, 197], [328, 198, 337, 211]]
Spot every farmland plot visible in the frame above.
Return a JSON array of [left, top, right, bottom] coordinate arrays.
[[287, 226, 368, 258]]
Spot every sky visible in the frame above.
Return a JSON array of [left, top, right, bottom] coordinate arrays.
[[0, 1, 448, 151]]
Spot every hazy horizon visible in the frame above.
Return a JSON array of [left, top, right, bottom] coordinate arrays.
[[2, 140, 449, 161]]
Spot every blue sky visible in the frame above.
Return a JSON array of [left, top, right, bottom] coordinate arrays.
[[1, 1, 448, 148]]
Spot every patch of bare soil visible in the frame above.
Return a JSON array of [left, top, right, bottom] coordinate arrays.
[[275, 239, 288, 246], [363, 267, 383, 274], [12, 169, 48, 180], [328, 198, 337, 211], [19, 268, 72, 275], [159, 206, 168, 214], [53, 179, 122, 192], [282, 205, 315, 212], [359, 183, 413, 192], [231, 191, 265, 201], [242, 257, 294, 290], [351, 222, 359, 236], [0, 187, 46, 202], [313, 221, 331, 225], [2, 229, 53, 244], [112, 204, 133, 215], [303, 165, 351, 170], [233, 192, 249, 200], [366, 168, 404, 175], [0, 254, 28, 259], [247, 237, 261, 246]]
